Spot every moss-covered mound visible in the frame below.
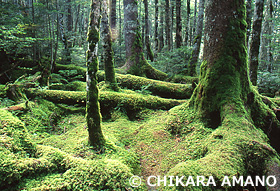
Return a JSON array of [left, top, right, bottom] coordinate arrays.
[[0, 109, 138, 191]]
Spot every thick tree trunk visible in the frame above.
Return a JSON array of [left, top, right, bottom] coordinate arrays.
[[110, 0, 117, 32], [101, 0, 119, 91], [166, 0, 280, 189], [175, 0, 182, 48], [249, 0, 265, 85], [186, 0, 205, 76], [86, 0, 105, 149], [165, 0, 171, 50], [122, 0, 167, 80], [144, 0, 154, 61]]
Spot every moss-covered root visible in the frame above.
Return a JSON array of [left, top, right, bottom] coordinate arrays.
[[98, 71, 194, 99], [0, 145, 134, 190], [165, 104, 280, 191], [25, 88, 186, 111]]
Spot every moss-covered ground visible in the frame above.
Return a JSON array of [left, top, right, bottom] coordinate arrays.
[[1, 70, 279, 190]]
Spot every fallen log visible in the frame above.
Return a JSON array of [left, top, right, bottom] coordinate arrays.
[[55, 64, 194, 99], [25, 89, 186, 112]]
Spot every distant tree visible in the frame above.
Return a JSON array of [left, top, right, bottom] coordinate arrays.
[[122, 0, 167, 80], [101, 0, 119, 91], [144, 0, 154, 61], [249, 0, 265, 85], [175, 0, 182, 48], [165, 0, 171, 50], [154, 0, 159, 54], [184, 0, 190, 45], [246, 0, 253, 46], [86, 0, 105, 149], [186, 0, 205, 76], [159, 1, 164, 51], [110, 0, 117, 40]]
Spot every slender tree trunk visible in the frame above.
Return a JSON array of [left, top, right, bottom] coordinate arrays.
[[260, 0, 273, 72], [119, 0, 122, 57], [159, 1, 164, 52], [165, 0, 171, 50], [175, 0, 182, 48], [171, 3, 174, 49], [246, 0, 253, 47], [184, 0, 190, 45], [186, 0, 205, 76], [144, 0, 154, 61], [110, 0, 117, 40], [86, 0, 105, 149], [122, 0, 167, 80], [191, 0, 197, 45], [101, 0, 119, 91], [249, 0, 265, 85], [154, 0, 159, 55]]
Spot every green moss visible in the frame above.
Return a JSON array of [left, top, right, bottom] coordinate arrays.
[[0, 85, 8, 97]]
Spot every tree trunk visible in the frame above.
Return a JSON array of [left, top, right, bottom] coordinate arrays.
[[110, 0, 117, 41], [165, 0, 171, 50], [101, 0, 119, 91], [86, 0, 105, 149], [159, 1, 164, 52], [184, 0, 190, 45], [246, 0, 253, 47], [122, 0, 167, 80], [175, 0, 182, 48], [167, 0, 280, 189], [249, 0, 265, 85], [154, 0, 159, 54], [260, 0, 273, 72], [144, 0, 154, 61], [186, 0, 205, 76]]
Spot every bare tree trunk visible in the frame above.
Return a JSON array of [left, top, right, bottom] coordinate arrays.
[[246, 0, 253, 47], [101, 0, 119, 91], [260, 0, 273, 72], [186, 0, 205, 76], [184, 0, 190, 45], [165, 0, 171, 50], [249, 0, 265, 85], [110, 0, 117, 40], [86, 0, 105, 149], [154, 0, 159, 54], [144, 0, 154, 61], [175, 0, 182, 48], [159, 1, 164, 52]]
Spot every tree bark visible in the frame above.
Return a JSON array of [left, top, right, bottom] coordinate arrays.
[[144, 0, 154, 61], [86, 0, 105, 149], [154, 0, 159, 54], [101, 0, 119, 91], [246, 0, 253, 47], [186, 0, 205, 76], [122, 0, 167, 80], [166, 1, 280, 189], [184, 0, 190, 45], [175, 0, 182, 48], [165, 0, 171, 50], [110, 0, 117, 41], [249, 0, 265, 85], [159, 1, 164, 52]]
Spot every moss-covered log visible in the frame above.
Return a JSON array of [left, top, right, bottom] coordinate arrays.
[[52, 64, 194, 99], [25, 88, 186, 112], [98, 71, 194, 99]]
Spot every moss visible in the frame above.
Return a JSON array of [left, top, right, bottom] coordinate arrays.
[[25, 89, 186, 116], [167, 74, 199, 84], [0, 85, 8, 97], [98, 71, 194, 99]]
